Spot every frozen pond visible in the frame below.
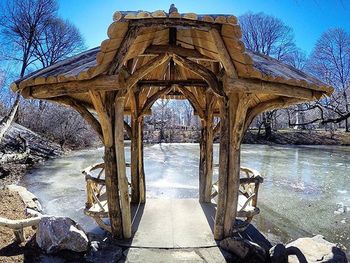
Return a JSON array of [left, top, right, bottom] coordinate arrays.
[[22, 143, 350, 254]]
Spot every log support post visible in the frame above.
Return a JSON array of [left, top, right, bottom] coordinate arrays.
[[100, 91, 123, 239], [214, 90, 252, 240], [130, 115, 146, 204], [130, 90, 146, 204], [115, 95, 132, 238], [89, 90, 132, 239], [199, 92, 215, 203]]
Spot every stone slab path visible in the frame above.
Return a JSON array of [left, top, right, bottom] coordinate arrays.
[[117, 199, 218, 248]]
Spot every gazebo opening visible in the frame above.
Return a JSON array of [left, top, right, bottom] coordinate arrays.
[[142, 98, 203, 199]]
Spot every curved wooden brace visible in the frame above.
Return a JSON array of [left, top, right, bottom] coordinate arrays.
[[49, 96, 103, 141], [125, 54, 171, 91], [139, 86, 173, 117], [173, 54, 224, 97], [178, 86, 205, 119], [244, 97, 303, 132], [89, 91, 113, 147]]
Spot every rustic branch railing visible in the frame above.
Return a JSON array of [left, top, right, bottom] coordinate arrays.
[[212, 165, 263, 232], [82, 162, 131, 232]]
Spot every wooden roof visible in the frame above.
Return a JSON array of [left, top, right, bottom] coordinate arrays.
[[11, 7, 333, 115]]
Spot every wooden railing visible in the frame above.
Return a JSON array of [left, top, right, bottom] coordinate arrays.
[[212, 165, 264, 231], [82, 162, 106, 210], [82, 162, 131, 214]]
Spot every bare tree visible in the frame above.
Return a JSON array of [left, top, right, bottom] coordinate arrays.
[[33, 18, 85, 67], [307, 28, 350, 131], [239, 12, 297, 62], [0, 0, 58, 143], [239, 12, 298, 138]]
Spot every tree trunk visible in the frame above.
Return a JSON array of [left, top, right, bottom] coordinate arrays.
[[131, 116, 146, 204], [344, 92, 349, 132], [0, 94, 20, 143], [114, 95, 131, 238], [199, 93, 214, 203], [214, 92, 251, 239], [262, 111, 272, 139], [104, 92, 123, 239]]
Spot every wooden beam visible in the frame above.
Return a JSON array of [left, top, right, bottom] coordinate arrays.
[[173, 54, 224, 97], [143, 45, 216, 62], [138, 79, 208, 87], [115, 95, 132, 238], [209, 29, 237, 78], [214, 98, 229, 240], [199, 91, 215, 203], [104, 91, 123, 239], [223, 93, 252, 237], [125, 54, 171, 90], [224, 77, 324, 100], [130, 18, 221, 31], [49, 96, 103, 141], [28, 75, 121, 99], [108, 26, 140, 75], [89, 91, 113, 147]]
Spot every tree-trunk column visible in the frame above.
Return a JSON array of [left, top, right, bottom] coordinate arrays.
[[103, 91, 123, 239], [214, 92, 251, 239], [138, 116, 146, 203], [131, 115, 146, 204], [115, 95, 132, 238], [199, 93, 214, 203]]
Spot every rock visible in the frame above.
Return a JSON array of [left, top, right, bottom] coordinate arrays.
[[85, 244, 123, 263], [7, 184, 42, 212], [270, 244, 308, 263], [36, 216, 89, 253], [270, 244, 288, 263], [90, 240, 100, 252], [286, 235, 347, 263], [220, 237, 266, 262]]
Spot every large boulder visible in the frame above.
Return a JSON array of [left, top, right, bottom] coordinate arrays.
[[286, 235, 347, 263], [220, 237, 266, 262], [36, 216, 89, 253]]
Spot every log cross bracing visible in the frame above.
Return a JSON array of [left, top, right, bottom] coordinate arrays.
[[143, 45, 216, 62], [125, 54, 171, 90], [173, 54, 224, 97]]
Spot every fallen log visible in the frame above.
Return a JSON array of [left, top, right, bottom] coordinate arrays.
[[0, 216, 43, 243]]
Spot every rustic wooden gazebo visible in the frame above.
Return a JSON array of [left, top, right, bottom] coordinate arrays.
[[12, 6, 333, 240]]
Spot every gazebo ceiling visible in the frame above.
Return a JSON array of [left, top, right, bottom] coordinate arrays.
[[12, 7, 333, 114]]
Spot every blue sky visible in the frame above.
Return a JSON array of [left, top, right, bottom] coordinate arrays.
[[0, 1, 347, 93], [57, 0, 350, 55]]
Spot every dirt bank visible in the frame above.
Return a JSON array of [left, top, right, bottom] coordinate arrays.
[[1, 122, 63, 187], [0, 189, 36, 263]]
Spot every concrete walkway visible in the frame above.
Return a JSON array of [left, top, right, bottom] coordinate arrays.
[[117, 199, 218, 248], [115, 199, 234, 262]]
